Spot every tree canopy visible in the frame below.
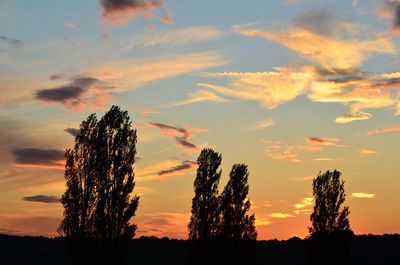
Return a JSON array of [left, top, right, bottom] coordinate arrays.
[[309, 169, 352, 236], [59, 106, 139, 240], [219, 164, 257, 240], [188, 148, 222, 240]]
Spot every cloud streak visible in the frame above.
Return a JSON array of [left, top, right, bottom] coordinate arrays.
[[148, 122, 207, 152], [11, 148, 65, 169], [22, 195, 60, 203], [158, 160, 197, 177], [351, 192, 376, 199]]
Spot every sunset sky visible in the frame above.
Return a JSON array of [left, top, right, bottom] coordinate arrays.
[[1, 0, 400, 240]]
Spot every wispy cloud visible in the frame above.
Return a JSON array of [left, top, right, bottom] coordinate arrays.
[[200, 68, 312, 109], [351, 192, 376, 199], [233, 24, 394, 70], [247, 118, 274, 130], [148, 122, 207, 153], [126, 26, 225, 48], [290, 175, 314, 182], [163, 90, 229, 108], [22, 195, 60, 203], [158, 160, 197, 178], [92, 52, 227, 92], [268, 212, 294, 218], [304, 137, 340, 146], [366, 124, 400, 135], [11, 148, 65, 169], [0, 35, 21, 49], [360, 149, 378, 155]]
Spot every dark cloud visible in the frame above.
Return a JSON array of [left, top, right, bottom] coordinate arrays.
[[371, 77, 400, 88], [35, 76, 111, 110], [49, 74, 65, 81], [304, 137, 339, 146], [149, 122, 198, 152], [22, 195, 60, 203], [148, 123, 190, 138], [11, 148, 64, 167], [158, 160, 196, 176], [292, 9, 350, 37], [64, 128, 80, 137], [380, 1, 400, 30], [313, 67, 369, 83], [100, 0, 162, 25], [36, 76, 99, 102], [0, 35, 21, 48], [174, 137, 197, 150]]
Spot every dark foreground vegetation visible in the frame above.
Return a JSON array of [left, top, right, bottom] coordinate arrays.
[[1, 234, 399, 265]]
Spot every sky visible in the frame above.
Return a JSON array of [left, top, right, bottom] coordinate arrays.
[[0, 0, 399, 240]]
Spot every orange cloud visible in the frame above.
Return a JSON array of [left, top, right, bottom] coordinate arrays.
[[351, 192, 376, 199], [247, 118, 274, 130], [367, 124, 400, 135], [92, 52, 227, 91], [200, 68, 312, 109], [359, 149, 378, 155], [233, 25, 395, 70], [163, 89, 229, 108], [268, 212, 294, 218]]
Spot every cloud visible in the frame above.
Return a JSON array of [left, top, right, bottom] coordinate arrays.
[[268, 212, 293, 218], [64, 128, 79, 137], [22, 195, 60, 203], [135, 212, 190, 239], [255, 218, 273, 227], [313, 158, 336, 161], [100, 0, 162, 25], [233, 24, 395, 70], [149, 122, 206, 152], [127, 26, 225, 48], [158, 160, 197, 177], [65, 21, 78, 30], [366, 124, 400, 135], [163, 89, 229, 108], [290, 175, 314, 182], [35, 76, 112, 111], [200, 68, 312, 109], [247, 118, 274, 130], [335, 112, 373, 124], [378, 1, 400, 32], [360, 149, 378, 155], [304, 137, 340, 146], [140, 109, 160, 115], [0, 35, 21, 48], [263, 137, 341, 162], [351, 192, 376, 199], [92, 52, 227, 92], [291, 9, 355, 37], [293, 197, 313, 210], [11, 148, 65, 169]]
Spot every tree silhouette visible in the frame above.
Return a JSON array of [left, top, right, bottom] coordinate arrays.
[[309, 169, 351, 236], [219, 164, 257, 240], [59, 106, 139, 240], [309, 169, 353, 265], [188, 148, 222, 240]]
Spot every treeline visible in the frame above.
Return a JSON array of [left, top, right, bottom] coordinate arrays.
[[55, 106, 359, 264]]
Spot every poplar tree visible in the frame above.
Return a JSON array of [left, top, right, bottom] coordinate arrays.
[[188, 148, 222, 240], [219, 164, 257, 240]]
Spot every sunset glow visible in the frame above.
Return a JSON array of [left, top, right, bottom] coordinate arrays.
[[0, 0, 399, 240]]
